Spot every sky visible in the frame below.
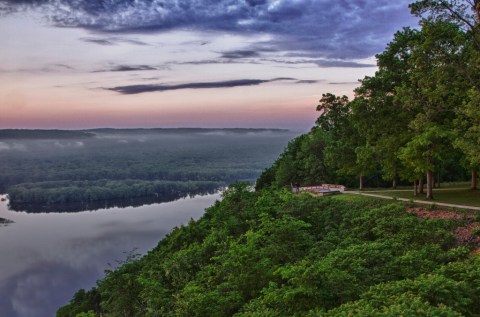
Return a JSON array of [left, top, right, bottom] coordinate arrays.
[[0, 0, 418, 130]]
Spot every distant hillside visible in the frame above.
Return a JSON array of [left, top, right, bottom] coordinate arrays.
[[83, 128, 290, 135], [0, 129, 95, 140], [0, 128, 290, 139], [1, 128, 297, 208]]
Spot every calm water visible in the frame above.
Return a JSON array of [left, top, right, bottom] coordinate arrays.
[[0, 193, 221, 317]]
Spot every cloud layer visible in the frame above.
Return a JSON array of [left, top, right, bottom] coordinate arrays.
[[93, 64, 160, 72], [105, 77, 310, 94], [1, 0, 417, 59]]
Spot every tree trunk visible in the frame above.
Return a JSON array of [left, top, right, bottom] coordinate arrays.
[[418, 178, 424, 194], [472, 170, 478, 190], [413, 180, 418, 196], [474, 2, 480, 50], [477, 2, 480, 19], [426, 171, 434, 200], [359, 175, 364, 191], [437, 172, 440, 188], [392, 178, 397, 190], [476, 3, 480, 33]]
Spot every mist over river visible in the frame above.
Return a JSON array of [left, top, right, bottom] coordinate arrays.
[[0, 193, 221, 317]]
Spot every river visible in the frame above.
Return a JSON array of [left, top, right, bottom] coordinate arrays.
[[0, 192, 221, 317]]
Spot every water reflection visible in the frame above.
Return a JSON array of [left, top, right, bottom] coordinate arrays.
[[0, 192, 220, 317], [8, 186, 221, 213]]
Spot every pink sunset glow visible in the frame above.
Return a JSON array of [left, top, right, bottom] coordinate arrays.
[[0, 1, 417, 130]]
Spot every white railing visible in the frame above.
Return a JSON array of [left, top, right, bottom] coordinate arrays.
[[297, 184, 346, 193]]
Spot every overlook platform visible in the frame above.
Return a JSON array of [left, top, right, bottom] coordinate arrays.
[[295, 184, 346, 196]]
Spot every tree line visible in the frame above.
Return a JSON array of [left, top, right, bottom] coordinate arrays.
[[7, 180, 223, 212], [258, 1, 480, 200], [1, 129, 293, 208]]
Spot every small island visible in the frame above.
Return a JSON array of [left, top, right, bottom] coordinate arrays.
[[0, 217, 14, 225]]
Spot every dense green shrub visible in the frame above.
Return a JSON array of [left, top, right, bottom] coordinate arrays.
[[58, 185, 475, 317]]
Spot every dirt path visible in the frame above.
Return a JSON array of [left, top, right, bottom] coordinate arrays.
[[346, 191, 480, 211]]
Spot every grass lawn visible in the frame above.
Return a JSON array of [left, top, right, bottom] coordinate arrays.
[[361, 181, 471, 191], [331, 194, 377, 203], [370, 187, 480, 207]]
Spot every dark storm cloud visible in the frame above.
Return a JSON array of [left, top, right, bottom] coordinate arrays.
[[109, 65, 157, 72], [1, 63, 76, 73], [107, 79, 272, 94], [119, 38, 149, 45], [246, 0, 267, 7], [0, 0, 48, 3], [262, 58, 376, 68], [93, 64, 159, 72], [176, 59, 261, 65], [329, 81, 361, 85], [80, 36, 149, 46], [106, 78, 297, 94], [271, 77, 296, 81], [179, 52, 374, 68], [220, 50, 260, 59], [138, 76, 162, 81], [0, 0, 418, 59], [81, 37, 115, 45], [313, 60, 376, 68], [53, 63, 75, 69], [0, 0, 48, 7], [180, 40, 210, 46], [296, 79, 320, 84], [0, 0, 47, 14]]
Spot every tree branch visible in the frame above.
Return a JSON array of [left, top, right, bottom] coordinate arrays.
[[440, 1, 475, 29], [476, 0, 480, 27], [437, 1, 480, 49]]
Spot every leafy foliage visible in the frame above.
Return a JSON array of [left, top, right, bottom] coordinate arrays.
[[57, 185, 475, 317], [257, 19, 474, 194]]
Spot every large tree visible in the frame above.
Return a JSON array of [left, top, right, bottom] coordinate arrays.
[[410, 1, 480, 190], [396, 21, 468, 199], [316, 94, 372, 190], [454, 88, 480, 189], [352, 28, 421, 189]]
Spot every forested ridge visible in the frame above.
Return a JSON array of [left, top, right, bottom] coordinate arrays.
[[57, 2, 480, 316], [0, 129, 294, 211], [0, 129, 95, 140]]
